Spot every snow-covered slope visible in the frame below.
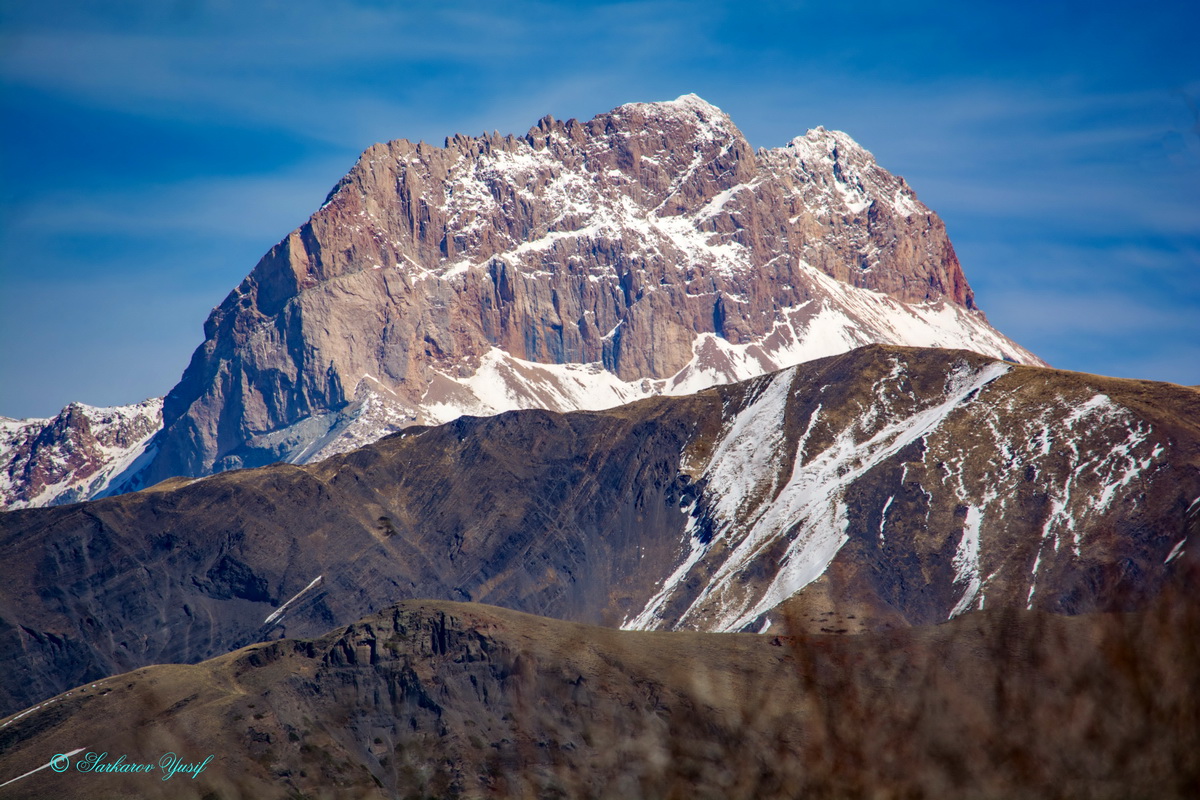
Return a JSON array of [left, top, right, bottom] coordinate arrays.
[[1, 399, 162, 509], [305, 279, 1034, 463], [623, 349, 1193, 633]]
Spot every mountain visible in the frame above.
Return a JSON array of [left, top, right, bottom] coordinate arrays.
[[1, 345, 1194, 716], [1, 95, 1042, 510], [1, 594, 1196, 799], [87, 93, 1039, 496], [0, 399, 162, 510]]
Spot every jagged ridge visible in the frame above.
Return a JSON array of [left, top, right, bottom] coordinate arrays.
[[1, 594, 1196, 798], [120, 94, 1041, 493]]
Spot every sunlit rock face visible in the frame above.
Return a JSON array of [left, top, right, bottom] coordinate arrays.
[[128, 94, 1039, 490]]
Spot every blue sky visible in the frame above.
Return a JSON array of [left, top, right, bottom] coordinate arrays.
[[2, 0, 1197, 418]]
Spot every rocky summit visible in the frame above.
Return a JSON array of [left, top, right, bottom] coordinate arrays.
[[1, 345, 1194, 717], [59, 94, 1035, 500]]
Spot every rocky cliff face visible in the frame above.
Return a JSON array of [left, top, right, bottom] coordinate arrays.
[[0, 399, 161, 509], [126, 94, 1040, 490], [1, 346, 1193, 716]]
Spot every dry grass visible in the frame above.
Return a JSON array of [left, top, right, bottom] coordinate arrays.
[[2, 575, 1197, 799]]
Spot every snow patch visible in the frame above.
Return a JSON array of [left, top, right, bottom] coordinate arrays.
[[626, 359, 1010, 632], [264, 576, 324, 626], [949, 506, 983, 618]]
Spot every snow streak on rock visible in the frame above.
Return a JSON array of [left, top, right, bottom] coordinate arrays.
[[902, 384, 1168, 617], [628, 360, 1012, 632], [264, 576, 324, 626], [625, 349, 1185, 632]]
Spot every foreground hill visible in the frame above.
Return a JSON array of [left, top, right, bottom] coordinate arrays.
[[1, 591, 1197, 799], [1, 345, 1195, 716]]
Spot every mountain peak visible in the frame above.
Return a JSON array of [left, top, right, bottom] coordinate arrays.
[[610, 93, 740, 142], [786, 126, 876, 164], [657, 92, 727, 117], [618, 92, 724, 115], [3, 97, 1041, 505], [0, 397, 162, 509]]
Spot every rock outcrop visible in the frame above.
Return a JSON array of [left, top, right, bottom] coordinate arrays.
[[126, 94, 1040, 490], [1, 594, 1196, 799]]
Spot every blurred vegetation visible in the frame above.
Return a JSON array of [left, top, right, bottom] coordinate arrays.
[[2, 561, 1197, 799]]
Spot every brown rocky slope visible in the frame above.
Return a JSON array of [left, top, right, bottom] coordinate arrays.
[[0, 345, 1194, 717], [1, 591, 1197, 799]]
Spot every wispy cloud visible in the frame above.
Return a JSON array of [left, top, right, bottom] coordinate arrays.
[[1, 0, 711, 149]]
